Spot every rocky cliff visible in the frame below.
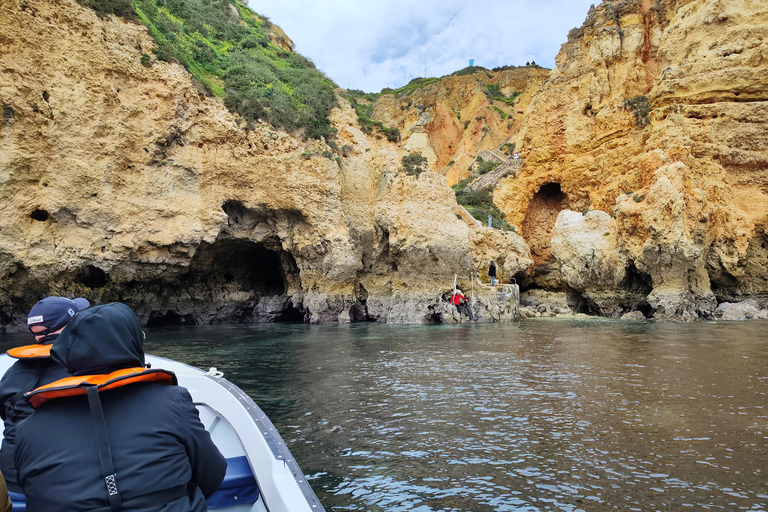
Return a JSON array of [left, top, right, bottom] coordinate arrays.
[[372, 67, 549, 185], [2, 0, 766, 328], [491, 0, 768, 320], [0, 0, 530, 330]]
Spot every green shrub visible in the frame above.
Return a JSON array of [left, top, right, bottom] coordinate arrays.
[[454, 187, 512, 230], [501, 142, 516, 155], [451, 176, 472, 191], [491, 106, 508, 119], [140, 53, 151, 67], [402, 153, 428, 176], [477, 161, 501, 175], [454, 66, 491, 77], [624, 96, 651, 127], [342, 90, 381, 135], [241, 36, 269, 49], [129, 0, 339, 138], [380, 125, 400, 142]]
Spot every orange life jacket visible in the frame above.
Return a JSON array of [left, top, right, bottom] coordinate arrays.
[[7, 344, 52, 359], [25, 367, 177, 409]]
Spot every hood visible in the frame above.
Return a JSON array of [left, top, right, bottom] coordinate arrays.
[[51, 302, 145, 375]]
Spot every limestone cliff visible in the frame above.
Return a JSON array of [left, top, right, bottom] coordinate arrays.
[[3, 0, 766, 327], [0, 0, 530, 330], [372, 67, 549, 185], [492, 0, 768, 320]]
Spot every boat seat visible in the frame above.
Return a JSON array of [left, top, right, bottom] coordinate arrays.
[[9, 491, 24, 512], [9, 456, 259, 511], [207, 455, 260, 509]]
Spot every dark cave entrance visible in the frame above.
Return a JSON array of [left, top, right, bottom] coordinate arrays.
[[522, 182, 568, 264], [146, 310, 197, 327], [521, 183, 568, 289], [76, 265, 109, 289], [129, 239, 304, 325], [190, 239, 287, 297], [349, 283, 376, 322]]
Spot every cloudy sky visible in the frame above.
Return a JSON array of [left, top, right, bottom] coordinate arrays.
[[248, 0, 597, 92]]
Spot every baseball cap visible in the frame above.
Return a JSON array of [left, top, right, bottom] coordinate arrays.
[[27, 297, 91, 340]]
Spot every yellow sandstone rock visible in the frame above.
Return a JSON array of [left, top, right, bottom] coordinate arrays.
[[0, 0, 527, 327]]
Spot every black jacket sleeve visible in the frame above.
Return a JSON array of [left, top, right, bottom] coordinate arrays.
[[173, 387, 227, 498]]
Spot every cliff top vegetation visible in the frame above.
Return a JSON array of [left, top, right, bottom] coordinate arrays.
[[80, 0, 338, 139]]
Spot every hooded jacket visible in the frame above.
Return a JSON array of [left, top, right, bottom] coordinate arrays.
[[14, 303, 226, 512], [0, 347, 70, 493]]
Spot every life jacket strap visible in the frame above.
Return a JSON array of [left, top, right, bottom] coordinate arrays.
[[87, 385, 122, 512]]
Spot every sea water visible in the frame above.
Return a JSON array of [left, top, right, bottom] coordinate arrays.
[[2, 319, 766, 511]]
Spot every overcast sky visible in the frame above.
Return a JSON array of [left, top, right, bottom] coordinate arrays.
[[248, 0, 598, 92]]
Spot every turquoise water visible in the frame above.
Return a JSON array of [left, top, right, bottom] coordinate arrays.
[[2, 319, 767, 511]]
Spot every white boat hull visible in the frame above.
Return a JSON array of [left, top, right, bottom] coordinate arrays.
[[0, 354, 324, 512]]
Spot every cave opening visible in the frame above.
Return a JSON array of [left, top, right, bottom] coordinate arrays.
[[424, 305, 444, 324], [77, 265, 109, 289], [30, 209, 49, 222], [349, 303, 375, 322], [140, 238, 304, 324], [520, 183, 569, 290], [623, 262, 653, 295], [274, 304, 306, 323], [147, 310, 197, 327], [349, 283, 375, 322], [190, 239, 287, 297]]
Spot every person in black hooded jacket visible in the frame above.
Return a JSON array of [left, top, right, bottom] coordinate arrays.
[[14, 302, 226, 512], [0, 296, 89, 494]]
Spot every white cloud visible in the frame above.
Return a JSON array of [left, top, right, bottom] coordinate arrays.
[[248, 0, 596, 92]]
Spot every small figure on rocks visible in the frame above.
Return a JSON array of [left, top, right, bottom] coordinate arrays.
[[450, 289, 467, 315], [488, 260, 497, 287]]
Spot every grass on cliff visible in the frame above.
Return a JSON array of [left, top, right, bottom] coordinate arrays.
[[341, 89, 400, 141], [83, 0, 338, 139], [454, 187, 513, 231], [451, 157, 514, 231]]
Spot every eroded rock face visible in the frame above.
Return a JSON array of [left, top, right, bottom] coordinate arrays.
[[372, 68, 549, 185], [2, 0, 766, 327], [551, 210, 643, 317], [493, 0, 768, 320], [0, 0, 529, 330]]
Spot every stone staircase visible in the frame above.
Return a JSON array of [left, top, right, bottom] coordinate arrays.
[[455, 205, 484, 227], [467, 158, 524, 191], [477, 149, 506, 163]]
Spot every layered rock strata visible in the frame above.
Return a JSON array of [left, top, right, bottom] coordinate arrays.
[[0, 0, 532, 330], [372, 67, 549, 185], [494, 0, 768, 320]]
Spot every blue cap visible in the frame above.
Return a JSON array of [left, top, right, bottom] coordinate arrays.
[[27, 297, 91, 341]]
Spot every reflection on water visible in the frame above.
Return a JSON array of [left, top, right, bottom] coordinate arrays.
[[3, 320, 767, 511]]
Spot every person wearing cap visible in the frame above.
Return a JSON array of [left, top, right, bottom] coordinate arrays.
[[0, 296, 90, 495], [15, 302, 226, 511]]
